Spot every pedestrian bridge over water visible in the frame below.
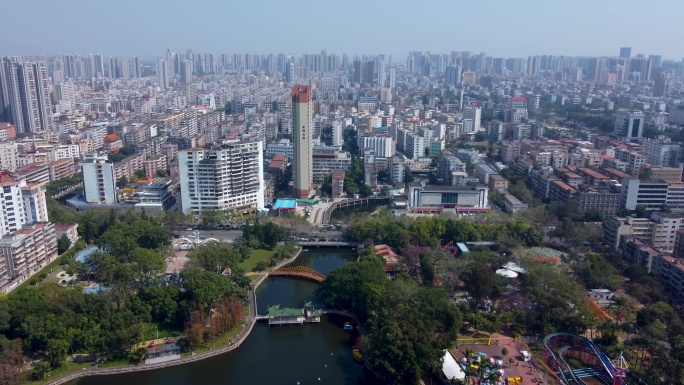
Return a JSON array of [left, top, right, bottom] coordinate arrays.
[[268, 266, 326, 283]]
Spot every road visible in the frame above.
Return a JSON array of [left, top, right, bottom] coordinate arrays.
[[176, 228, 346, 242], [177, 229, 243, 242]]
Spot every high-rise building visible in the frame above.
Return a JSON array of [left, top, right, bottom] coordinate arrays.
[[157, 58, 170, 90], [388, 68, 396, 89], [120, 57, 130, 79], [620, 47, 632, 59], [292, 86, 312, 198], [179, 140, 264, 214], [0, 172, 48, 237], [21, 181, 48, 224], [641, 138, 681, 167], [0, 173, 27, 236], [614, 109, 644, 141], [0, 58, 53, 133], [133, 57, 141, 78], [353, 60, 375, 85], [285, 61, 295, 85], [376, 60, 385, 87], [0, 221, 57, 292], [80, 154, 117, 204], [463, 107, 482, 132], [362, 134, 394, 158], [108, 57, 117, 78], [94, 54, 105, 78], [180, 60, 192, 84], [653, 69, 671, 97], [331, 121, 343, 147], [445, 65, 462, 86]]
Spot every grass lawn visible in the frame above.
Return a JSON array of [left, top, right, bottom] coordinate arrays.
[[238, 249, 275, 272], [25, 361, 90, 385]]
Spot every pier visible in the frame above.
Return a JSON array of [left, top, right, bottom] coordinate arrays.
[[260, 301, 322, 325]]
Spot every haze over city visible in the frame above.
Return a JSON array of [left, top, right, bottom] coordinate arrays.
[[1, 0, 683, 59]]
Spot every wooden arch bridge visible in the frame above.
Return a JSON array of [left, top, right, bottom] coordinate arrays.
[[268, 266, 326, 283]]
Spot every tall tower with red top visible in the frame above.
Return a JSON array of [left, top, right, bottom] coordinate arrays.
[[292, 86, 312, 199]]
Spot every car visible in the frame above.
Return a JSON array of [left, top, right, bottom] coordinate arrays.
[[186, 228, 193, 231]]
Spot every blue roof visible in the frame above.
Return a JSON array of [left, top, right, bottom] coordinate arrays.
[[456, 243, 470, 253], [273, 199, 297, 210]]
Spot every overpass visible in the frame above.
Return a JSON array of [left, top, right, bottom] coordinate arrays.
[[321, 196, 391, 224]]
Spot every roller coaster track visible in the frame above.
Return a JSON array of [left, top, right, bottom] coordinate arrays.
[[268, 266, 326, 283], [543, 333, 615, 385]]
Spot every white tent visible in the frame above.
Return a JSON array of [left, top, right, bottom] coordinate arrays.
[[496, 269, 518, 278], [442, 350, 466, 381]]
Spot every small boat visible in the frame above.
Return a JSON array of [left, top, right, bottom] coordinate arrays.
[[352, 349, 363, 362], [343, 322, 353, 331]]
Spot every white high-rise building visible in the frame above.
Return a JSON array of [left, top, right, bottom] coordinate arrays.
[[388, 68, 396, 89], [362, 135, 394, 158], [292, 86, 312, 199], [80, 154, 117, 204], [463, 106, 482, 132], [332, 121, 343, 147], [0, 173, 48, 237], [21, 181, 48, 224], [179, 140, 264, 214], [0, 175, 27, 236]]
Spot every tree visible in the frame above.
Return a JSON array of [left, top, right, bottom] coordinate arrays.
[[460, 262, 495, 305], [134, 169, 146, 179], [404, 168, 414, 185], [201, 208, 226, 227], [116, 176, 128, 189], [359, 184, 373, 197], [420, 254, 435, 286], [57, 234, 71, 254], [639, 167, 653, 181], [156, 169, 169, 178], [130, 248, 165, 287], [188, 243, 241, 274], [46, 338, 69, 368], [380, 186, 390, 196]]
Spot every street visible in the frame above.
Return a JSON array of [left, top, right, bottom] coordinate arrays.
[[176, 229, 243, 242]]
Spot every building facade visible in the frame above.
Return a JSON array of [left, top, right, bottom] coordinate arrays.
[[179, 140, 264, 214], [292, 86, 312, 198]]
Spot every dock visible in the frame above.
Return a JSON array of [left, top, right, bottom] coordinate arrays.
[[262, 301, 322, 325]]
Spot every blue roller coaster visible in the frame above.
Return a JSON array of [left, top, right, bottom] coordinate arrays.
[[542, 333, 627, 385]]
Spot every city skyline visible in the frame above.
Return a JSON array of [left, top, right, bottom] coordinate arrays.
[[1, 0, 683, 60]]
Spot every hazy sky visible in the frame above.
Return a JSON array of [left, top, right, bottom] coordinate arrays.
[[1, 0, 682, 60]]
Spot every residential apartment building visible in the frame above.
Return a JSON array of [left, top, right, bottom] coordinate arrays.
[[641, 138, 681, 167], [361, 134, 394, 158], [312, 151, 351, 184], [179, 140, 264, 214], [0, 222, 57, 293], [80, 154, 117, 204]]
